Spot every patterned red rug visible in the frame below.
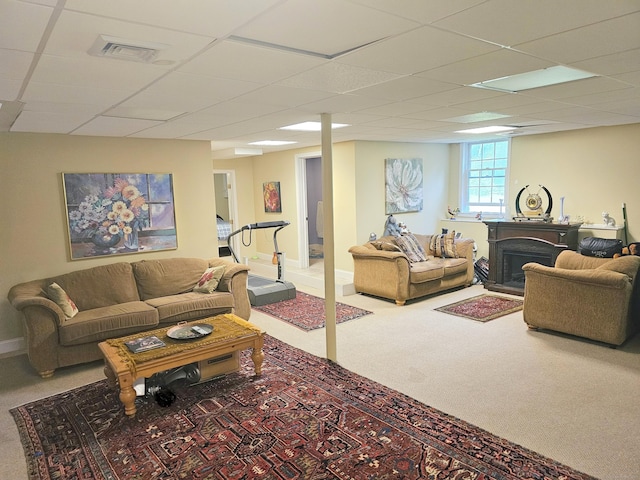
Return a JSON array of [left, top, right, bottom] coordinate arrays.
[[252, 291, 372, 331], [436, 294, 523, 322], [11, 336, 596, 480]]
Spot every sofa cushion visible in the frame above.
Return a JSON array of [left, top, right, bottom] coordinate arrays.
[[46, 282, 79, 321], [59, 301, 158, 346], [429, 231, 458, 258], [409, 261, 444, 283], [192, 265, 226, 293], [51, 262, 140, 310], [442, 257, 469, 276], [395, 233, 427, 262], [132, 258, 210, 300], [145, 292, 235, 324]]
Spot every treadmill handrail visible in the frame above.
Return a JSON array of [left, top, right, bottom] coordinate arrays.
[[226, 220, 290, 264]]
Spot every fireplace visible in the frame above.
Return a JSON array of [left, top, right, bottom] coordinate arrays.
[[483, 221, 581, 295]]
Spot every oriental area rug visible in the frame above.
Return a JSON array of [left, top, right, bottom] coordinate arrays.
[[252, 291, 372, 331], [436, 294, 524, 322], [11, 336, 597, 480]]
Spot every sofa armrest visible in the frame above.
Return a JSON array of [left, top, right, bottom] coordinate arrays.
[[348, 245, 407, 260], [208, 258, 251, 320], [8, 282, 66, 376]]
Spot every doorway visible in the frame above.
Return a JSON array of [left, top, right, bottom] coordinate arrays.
[[295, 152, 322, 270], [213, 171, 239, 258]]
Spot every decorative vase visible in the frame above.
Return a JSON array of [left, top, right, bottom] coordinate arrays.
[[124, 228, 139, 251], [91, 232, 121, 252]]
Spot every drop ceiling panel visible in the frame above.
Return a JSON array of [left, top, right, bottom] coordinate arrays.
[[339, 26, 499, 75], [350, 0, 486, 25], [232, 0, 420, 56], [572, 49, 640, 78], [0, 1, 52, 52], [433, 0, 640, 48], [22, 81, 131, 106], [72, 116, 163, 136], [179, 40, 325, 84], [514, 12, 640, 64], [119, 73, 261, 112], [295, 93, 391, 114], [230, 85, 335, 109], [412, 86, 503, 108], [517, 77, 631, 101], [43, 10, 214, 63], [11, 110, 95, 133], [277, 63, 405, 94], [353, 76, 458, 102], [30, 54, 167, 90], [417, 49, 553, 86], [64, 0, 281, 37]]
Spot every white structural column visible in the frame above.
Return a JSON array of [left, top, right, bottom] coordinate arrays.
[[321, 113, 337, 362]]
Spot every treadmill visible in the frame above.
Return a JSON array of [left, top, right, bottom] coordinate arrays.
[[227, 220, 296, 306]]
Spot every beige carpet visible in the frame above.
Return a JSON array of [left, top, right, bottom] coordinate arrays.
[[2, 284, 639, 479]]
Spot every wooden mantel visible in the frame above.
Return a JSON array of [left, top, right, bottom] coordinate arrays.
[[482, 220, 582, 295]]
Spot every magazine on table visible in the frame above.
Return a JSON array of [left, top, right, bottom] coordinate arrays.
[[125, 335, 166, 353]]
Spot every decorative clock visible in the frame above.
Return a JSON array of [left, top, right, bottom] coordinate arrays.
[[513, 184, 553, 222]]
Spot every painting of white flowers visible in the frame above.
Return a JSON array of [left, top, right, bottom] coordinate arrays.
[[63, 173, 177, 260], [385, 158, 423, 214]]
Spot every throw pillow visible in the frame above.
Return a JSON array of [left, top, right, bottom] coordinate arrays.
[[371, 241, 402, 252], [395, 233, 427, 263], [46, 282, 79, 320], [192, 265, 225, 293], [429, 231, 458, 258]]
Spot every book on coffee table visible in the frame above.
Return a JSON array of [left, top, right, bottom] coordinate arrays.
[[125, 335, 166, 353]]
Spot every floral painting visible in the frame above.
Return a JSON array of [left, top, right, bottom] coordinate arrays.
[[63, 173, 177, 260], [385, 158, 423, 214], [263, 181, 282, 213]]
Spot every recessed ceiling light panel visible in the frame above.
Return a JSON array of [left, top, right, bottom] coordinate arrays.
[[469, 66, 597, 93], [279, 121, 349, 131], [249, 140, 297, 146], [456, 126, 516, 134]]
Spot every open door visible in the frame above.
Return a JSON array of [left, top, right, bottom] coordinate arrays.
[[213, 171, 238, 258]]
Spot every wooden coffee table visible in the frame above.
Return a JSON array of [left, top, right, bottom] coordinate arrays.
[[98, 313, 264, 416]]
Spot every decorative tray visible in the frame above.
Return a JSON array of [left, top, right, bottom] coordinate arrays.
[[166, 323, 213, 340]]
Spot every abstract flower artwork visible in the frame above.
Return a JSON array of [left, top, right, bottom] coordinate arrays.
[[385, 158, 423, 214], [63, 173, 177, 259]]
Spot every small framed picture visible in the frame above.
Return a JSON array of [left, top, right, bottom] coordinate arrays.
[[263, 181, 282, 213]]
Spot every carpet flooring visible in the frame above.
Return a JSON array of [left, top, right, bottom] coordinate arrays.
[[435, 294, 523, 322], [11, 335, 597, 480], [252, 291, 372, 331]]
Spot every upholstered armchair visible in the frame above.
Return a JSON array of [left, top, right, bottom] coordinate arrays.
[[522, 250, 640, 346]]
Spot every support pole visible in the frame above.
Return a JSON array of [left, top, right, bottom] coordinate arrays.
[[321, 113, 337, 362]]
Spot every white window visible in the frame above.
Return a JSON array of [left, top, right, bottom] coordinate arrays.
[[460, 139, 509, 216]]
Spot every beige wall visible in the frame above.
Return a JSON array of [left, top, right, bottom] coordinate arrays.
[[4, 123, 639, 349], [1, 133, 216, 347], [448, 124, 640, 239]]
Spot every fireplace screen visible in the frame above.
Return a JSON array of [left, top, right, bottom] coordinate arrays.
[[502, 251, 552, 289]]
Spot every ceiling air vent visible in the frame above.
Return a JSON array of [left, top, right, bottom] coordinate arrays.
[[88, 35, 169, 63]]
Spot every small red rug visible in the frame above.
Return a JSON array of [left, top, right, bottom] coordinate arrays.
[[252, 291, 372, 331], [10, 335, 597, 480], [436, 294, 523, 322]]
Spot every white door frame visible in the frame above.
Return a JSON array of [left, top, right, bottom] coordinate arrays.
[[213, 169, 240, 259], [295, 151, 321, 270]]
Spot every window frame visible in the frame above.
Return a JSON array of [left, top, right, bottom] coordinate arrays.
[[458, 139, 510, 219]]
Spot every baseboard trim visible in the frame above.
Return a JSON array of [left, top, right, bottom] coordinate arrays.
[[0, 337, 26, 357]]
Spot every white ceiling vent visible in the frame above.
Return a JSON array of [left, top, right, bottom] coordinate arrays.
[[88, 35, 170, 63]]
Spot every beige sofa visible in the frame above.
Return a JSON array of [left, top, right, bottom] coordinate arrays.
[[522, 250, 640, 346], [8, 257, 250, 377], [348, 234, 475, 305]]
